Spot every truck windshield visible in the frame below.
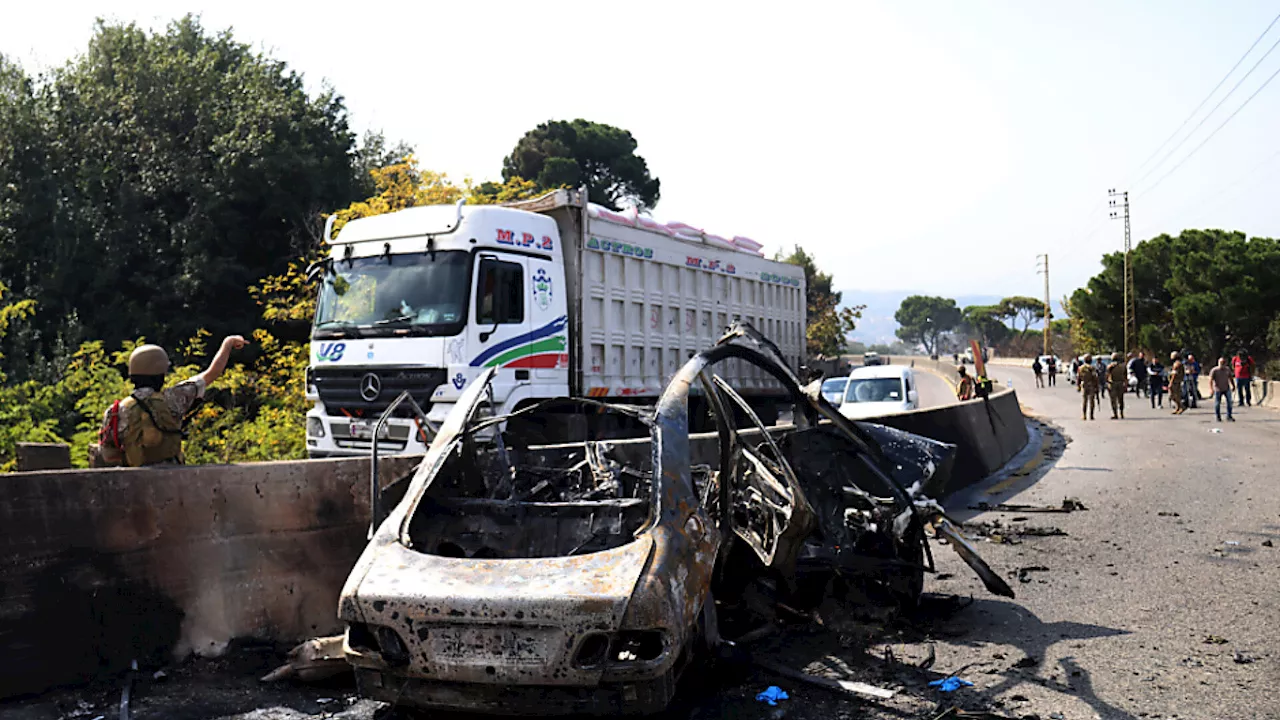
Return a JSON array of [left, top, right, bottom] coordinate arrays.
[[314, 251, 470, 338]]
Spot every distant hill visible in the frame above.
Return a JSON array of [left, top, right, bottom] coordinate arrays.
[[840, 289, 1065, 344]]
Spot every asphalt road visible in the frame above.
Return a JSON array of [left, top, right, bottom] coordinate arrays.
[[932, 363, 1279, 719], [7, 364, 1276, 719], [911, 363, 958, 409]]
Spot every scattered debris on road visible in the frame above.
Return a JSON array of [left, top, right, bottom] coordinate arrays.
[[1233, 651, 1256, 664], [1014, 566, 1050, 583], [1203, 635, 1229, 645], [754, 656, 896, 700], [962, 519, 1067, 544], [968, 497, 1086, 513], [118, 659, 136, 720], [930, 708, 1018, 720], [261, 636, 349, 683], [754, 685, 790, 705], [928, 675, 974, 693]]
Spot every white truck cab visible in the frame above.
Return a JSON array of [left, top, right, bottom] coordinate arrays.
[[305, 191, 807, 457]]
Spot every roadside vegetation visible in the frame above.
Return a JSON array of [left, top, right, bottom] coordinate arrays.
[[0, 16, 831, 470], [889, 294, 1071, 359]]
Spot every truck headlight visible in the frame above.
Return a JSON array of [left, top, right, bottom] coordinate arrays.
[[306, 416, 325, 438]]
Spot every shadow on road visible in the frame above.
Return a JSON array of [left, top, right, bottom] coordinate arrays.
[[905, 598, 1136, 719], [658, 595, 1137, 720]]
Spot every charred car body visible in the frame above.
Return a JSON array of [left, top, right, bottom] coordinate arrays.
[[338, 324, 1013, 714]]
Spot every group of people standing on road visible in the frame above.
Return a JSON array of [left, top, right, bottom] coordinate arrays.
[[1055, 347, 1260, 423], [1031, 356, 1058, 387], [1072, 352, 1130, 420]]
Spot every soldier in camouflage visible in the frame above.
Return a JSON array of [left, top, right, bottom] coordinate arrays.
[[1106, 351, 1127, 419], [1076, 353, 1100, 421]]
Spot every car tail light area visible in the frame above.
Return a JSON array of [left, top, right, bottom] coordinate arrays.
[[347, 622, 412, 667], [572, 630, 667, 669]]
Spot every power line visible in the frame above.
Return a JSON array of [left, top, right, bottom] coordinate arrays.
[[1135, 29, 1280, 188], [1179, 147, 1280, 225], [1130, 10, 1280, 182], [1138, 59, 1280, 199]]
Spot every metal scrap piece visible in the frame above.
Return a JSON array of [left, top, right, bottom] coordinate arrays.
[[753, 656, 896, 700], [261, 636, 349, 683], [933, 518, 1016, 598], [968, 497, 1087, 513]]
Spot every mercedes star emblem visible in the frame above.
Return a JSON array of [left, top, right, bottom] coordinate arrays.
[[359, 372, 382, 402]]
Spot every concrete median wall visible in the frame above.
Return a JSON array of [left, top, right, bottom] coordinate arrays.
[[0, 454, 420, 699], [880, 356, 1030, 497]]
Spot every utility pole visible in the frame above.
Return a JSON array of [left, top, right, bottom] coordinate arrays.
[[1108, 189, 1135, 356], [1036, 254, 1050, 356]]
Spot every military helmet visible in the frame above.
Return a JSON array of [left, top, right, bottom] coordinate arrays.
[[1111, 352, 1121, 361], [1083, 354, 1093, 363], [1170, 350, 1180, 361], [129, 344, 170, 375]]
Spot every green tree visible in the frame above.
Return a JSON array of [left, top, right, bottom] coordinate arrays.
[[999, 296, 1046, 334], [1072, 229, 1280, 361], [895, 296, 961, 355], [351, 130, 415, 198], [0, 17, 365, 379], [961, 305, 1011, 348], [503, 119, 661, 210], [777, 246, 863, 358]]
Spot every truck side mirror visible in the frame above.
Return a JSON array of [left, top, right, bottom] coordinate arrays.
[[477, 258, 507, 343], [305, 258, 331, 284], [479, 293, 506, 343]]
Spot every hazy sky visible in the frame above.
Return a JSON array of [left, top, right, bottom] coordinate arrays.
[[6, 2, 1280, 305]]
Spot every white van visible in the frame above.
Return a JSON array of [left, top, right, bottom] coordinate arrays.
[[838, 365, 920, 419]]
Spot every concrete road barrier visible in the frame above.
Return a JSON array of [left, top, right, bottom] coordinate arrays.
[[880, 356, 1031, 496], [0, 454, 420, 698], [1193, 375, 1273, 409]]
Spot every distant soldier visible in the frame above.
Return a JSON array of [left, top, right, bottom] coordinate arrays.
[[1106, 352, 1127, 419], [1076, 353, 1100, 420], [956, 365, 976, 401], [1168, 351, 1186, 415]]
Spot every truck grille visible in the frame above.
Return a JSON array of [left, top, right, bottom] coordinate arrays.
[[313, 367, 446, 418]]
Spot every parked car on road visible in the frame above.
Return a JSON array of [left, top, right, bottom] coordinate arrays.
[[838, 365, 920, 420], [862, 351, 886, 366], [821, 376, 849, 405]]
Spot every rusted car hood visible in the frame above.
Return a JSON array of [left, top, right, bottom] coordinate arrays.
[[345, 533, 656, 685]]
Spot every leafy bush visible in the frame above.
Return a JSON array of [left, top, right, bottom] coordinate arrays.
[[0, 160, 544, 470]]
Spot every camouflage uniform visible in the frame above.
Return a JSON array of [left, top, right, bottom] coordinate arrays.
[[1169, 360, 1186, 414], [1077, 364, 1100, 420], [91, 378, 205, 467], [1106, 362, 1127, 418]]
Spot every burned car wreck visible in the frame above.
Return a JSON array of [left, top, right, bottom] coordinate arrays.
[[338, 323, 1013, 714]]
